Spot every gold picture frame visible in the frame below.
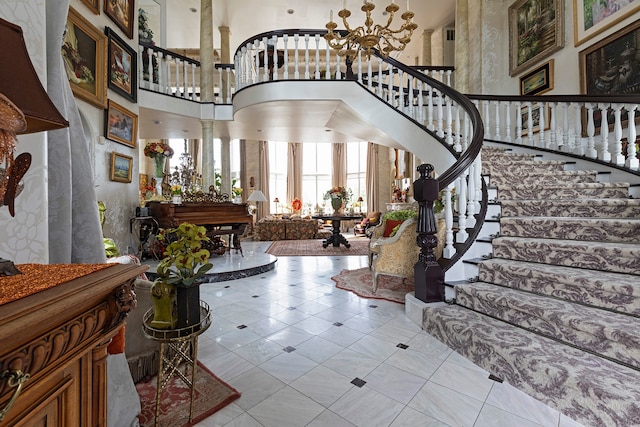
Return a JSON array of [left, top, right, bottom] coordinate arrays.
[[509, 0, 564, 76], [62, 7, 107, 108], [573, 0, 640, 47], [105, 99, 138, 148], [81, 0, 100, 14], [104, 0, 135, 39], [110, 152, 133, 183], [520, 59, 554, 95]]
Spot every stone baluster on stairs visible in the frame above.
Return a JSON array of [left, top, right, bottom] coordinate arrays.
[[413, 163, 445, 303]]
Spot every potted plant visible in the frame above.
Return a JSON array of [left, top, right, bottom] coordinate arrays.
[[150, 222, 213, 330]]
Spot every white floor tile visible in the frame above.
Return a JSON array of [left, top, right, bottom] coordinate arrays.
[[248, 386, 325, 427], [258, 351, 318, 384], [329, 386, 405, 427]]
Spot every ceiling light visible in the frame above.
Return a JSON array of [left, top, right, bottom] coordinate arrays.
[[153, 120, 163, 125], [189, 7, 197, 13], [325, 1, 417, 60], [287, 9, 294, 14]]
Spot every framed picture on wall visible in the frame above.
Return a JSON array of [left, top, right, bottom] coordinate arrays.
[[508, 0, 564, 76], [104, 0, 135, 39], [579, 18, 640, 133], [573, 0, 640, 47], [62, 7, 107, 108], [106, 27, 137, 102], [105, 99, 138, 148], [81, 0, 100, 14], [110, 152, 133, 183], [520, 59, 554, 95]]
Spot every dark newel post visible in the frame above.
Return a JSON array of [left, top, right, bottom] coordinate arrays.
[[413, 164, 445, 302]]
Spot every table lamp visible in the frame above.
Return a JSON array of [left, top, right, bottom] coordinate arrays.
[[357, 196, 364, 214], [247, 190, 267, 234], [273, 197, 280, 214]]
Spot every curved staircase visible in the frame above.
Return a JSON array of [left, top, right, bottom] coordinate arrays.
[[423, 147, 640, 427]]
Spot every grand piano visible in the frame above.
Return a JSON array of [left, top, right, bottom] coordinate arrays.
[[146, 201, 251, 255]]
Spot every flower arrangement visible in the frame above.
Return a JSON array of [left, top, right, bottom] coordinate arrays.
[[171, 184, 182, 195], [291, 198, 302, 211], [323, 186, 352, 203], [434, 188, 456, 214], [144, 141, 174, 159], [156, 222, 213, 287], [232, 187, 243, 197]]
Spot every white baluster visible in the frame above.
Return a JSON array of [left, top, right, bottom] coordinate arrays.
[[304, 34, 310, 79], [598, 103, 611, 161], [526, 102, 534, 145], [271, 35, 279, 80], [426, 83, 434, 131], [515, 101, 522, 144], [537, 103, 545, 148], [549, 102, 557, 149], [561, 102, 570, 151], [586, 103, 597, 158], [165, 54, 172, 95], [456, 172, 468, 243], [445, 69, 452, 87], [445, 97, 453, 146], [436, 89, 444, 138], [504, 101, 512, 143], [417, 80, 424, 124], [443, 183, 456, 259], [454, 104, 462, 152], [466, 157, 477, 228], [483, 100, 491, 140], [366, 56, 372, 91], [156, 50, 164, 93], [626, 105, 639, 170], [283, 34, 289, 79], [575, 103, 584, 156], [612, 103, 625, 165], [314, 34, 321, 80], [494, 101, 501, 141], [462, 109, 470, 151], [294, 34, 300, 80]]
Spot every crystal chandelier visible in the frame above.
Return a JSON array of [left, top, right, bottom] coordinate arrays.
[[325, 0, 418, 60]]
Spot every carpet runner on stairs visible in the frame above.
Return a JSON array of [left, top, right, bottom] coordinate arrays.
[[422, 147, 640, 426]]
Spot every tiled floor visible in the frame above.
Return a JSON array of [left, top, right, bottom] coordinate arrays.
[[154, 239, 584, 427]]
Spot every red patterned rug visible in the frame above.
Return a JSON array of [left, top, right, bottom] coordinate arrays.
[[266, 238, 369, 256], [331, 267, 414, 304], [136, 361, 240, 427]]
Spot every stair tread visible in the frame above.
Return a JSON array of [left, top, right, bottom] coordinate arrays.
[[423, 304, 640, 427], [493, 235, 640, 248], [456, 281, 640, 339]]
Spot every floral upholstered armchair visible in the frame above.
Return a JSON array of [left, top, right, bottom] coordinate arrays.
[[369, 216, 445, 294]]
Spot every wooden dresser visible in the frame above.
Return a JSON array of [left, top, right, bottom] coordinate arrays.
[[0, 263, 146, 426]]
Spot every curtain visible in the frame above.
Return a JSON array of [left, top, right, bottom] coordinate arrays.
[[332, 142, 346, 187], [366, 142, 379, 213], [188, 138, 200, 174], [258, 140, 270, 220], [239, 139, 246, 201], [286, 142, 302, 203], [46, 1, 105, 263]]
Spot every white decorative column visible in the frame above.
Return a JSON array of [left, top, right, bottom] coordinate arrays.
[[200, 0, 215, 189], [454, 0, 469, 93], [219, 26, 230, 101], [422, 29, 433, 66]]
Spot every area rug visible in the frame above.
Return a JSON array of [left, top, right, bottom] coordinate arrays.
[[266, 238, 369, 256], [331, 267, 414, 303], [136, 361, 240, 427]]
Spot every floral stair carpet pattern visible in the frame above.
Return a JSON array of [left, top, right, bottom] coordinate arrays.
[[423, 147, 640, 427]]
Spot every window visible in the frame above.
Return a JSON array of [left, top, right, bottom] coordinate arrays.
[[268, 141, 288, 212], [346, 141, 367, 212], [302, 142, 331, 211]]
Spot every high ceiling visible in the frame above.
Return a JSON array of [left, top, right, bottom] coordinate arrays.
[[139, 0, 456, 142]]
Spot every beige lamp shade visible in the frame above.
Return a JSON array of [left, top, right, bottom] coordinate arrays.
[[247, 190, 267, 202]]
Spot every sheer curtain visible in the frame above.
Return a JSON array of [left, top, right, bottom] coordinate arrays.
[[286, 142, 302, 204], [258, 141, 270, 219], [46, 1, 105, 263], [332, 143, 346, 187], [366, 142, 380, 213]]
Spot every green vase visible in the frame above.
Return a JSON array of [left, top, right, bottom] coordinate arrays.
[[149, 279, 178, 329], [331, 197, 343, 215]]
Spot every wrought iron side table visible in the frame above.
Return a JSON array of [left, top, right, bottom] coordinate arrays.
[[142, 301, 211, 426]]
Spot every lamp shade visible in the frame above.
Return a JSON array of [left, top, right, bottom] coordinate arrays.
[[0, 17, 68, 134], [247, 190, 267, 202]]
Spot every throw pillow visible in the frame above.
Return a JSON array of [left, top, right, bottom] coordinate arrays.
[[383, 219, 403, 237], [389, 223, 402, 237]]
